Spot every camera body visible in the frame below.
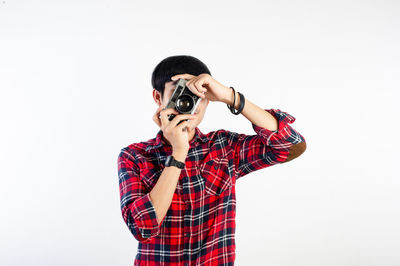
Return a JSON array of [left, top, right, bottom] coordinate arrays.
[[164, 78, 202, 122]]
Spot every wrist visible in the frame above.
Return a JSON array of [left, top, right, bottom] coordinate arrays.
[[233, 91, 240, 110], [222, 86, 234, 104], [224, 88, 240, 110], [172, 150, 188, 161]]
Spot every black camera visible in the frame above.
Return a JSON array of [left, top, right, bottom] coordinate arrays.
[[164, 78, 203, 124]]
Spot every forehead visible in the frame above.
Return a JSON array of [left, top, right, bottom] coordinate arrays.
[[162, 81, 177, 101], [164, 81, 178, 98], [165, 80, 178, 90]]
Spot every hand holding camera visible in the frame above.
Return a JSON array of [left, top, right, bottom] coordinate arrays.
[[164, 78, 203, 122], [153, 105, 196, 153], [152, 78, 204, 153]]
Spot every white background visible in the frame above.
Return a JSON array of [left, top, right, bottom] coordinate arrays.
[[1, 1, 399, 265]]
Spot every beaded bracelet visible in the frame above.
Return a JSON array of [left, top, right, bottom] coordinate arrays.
[[226, 87, 245, 115], [236, 92, 245, 114], [226, 86, 236, 113]]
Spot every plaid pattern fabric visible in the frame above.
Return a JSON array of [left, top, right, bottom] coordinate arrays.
[[118, 108, 306, 265]]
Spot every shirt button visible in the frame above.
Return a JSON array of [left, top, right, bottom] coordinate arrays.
[[214, 165, 218, 170], [186, 232, 190, 237]]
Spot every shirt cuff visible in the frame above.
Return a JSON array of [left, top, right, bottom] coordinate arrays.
[[251, 108, 296, 146], [131, 193, 162, 239]]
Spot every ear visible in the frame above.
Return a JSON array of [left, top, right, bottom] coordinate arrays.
[[152, 89, 162, 106]]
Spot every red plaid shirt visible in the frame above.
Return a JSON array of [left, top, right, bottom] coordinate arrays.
[[117, 108, 306, 265]]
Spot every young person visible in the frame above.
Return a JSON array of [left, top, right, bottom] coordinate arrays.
[[117, 55, 307, 265]]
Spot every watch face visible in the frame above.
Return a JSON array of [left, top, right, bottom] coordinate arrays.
[[164, 155, 184, 169], [165, 156, 171, 166]]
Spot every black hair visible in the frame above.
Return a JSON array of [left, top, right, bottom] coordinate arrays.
[[151, 55, 212, 99]]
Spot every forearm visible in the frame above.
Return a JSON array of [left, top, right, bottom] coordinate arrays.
[[222, 90, 278, 131], [148, 150, 187, 225]]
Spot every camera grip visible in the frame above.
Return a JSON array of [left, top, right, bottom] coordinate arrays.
[[167, 113, 188, 125]]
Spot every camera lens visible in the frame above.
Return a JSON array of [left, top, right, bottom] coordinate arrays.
[[176, 94, 194, 113]]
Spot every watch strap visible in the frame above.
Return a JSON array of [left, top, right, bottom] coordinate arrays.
[[165, 155, 185, 169]]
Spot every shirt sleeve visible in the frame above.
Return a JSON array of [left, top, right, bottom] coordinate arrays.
[[117, 148, 165, 243], [225, 108, 307, 181]]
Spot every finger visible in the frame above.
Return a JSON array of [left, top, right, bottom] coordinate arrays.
[[160, 107, 179, 118], [155, 104, 164, 116], [171, 73, 195, 81], [176, 119, 190, 132], [159, 110, 172, 126], [169, 113, 195, 128], [193, 80, 207, 98], [160, 107, 178, 116], [160, 108, 179, 126], [153, 115, 161, 127], [193, 78, 207, 93], [186, 79, 205, 99], [156, 104, 167, 121]]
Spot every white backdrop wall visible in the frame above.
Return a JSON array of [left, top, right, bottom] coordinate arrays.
[[1, 1, 399, 265]]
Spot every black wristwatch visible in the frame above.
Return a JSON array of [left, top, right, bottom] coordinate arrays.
[[165, 155, 185, 169]]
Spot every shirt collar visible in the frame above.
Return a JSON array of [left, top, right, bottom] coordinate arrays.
[[145, 127, 209, 152]]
